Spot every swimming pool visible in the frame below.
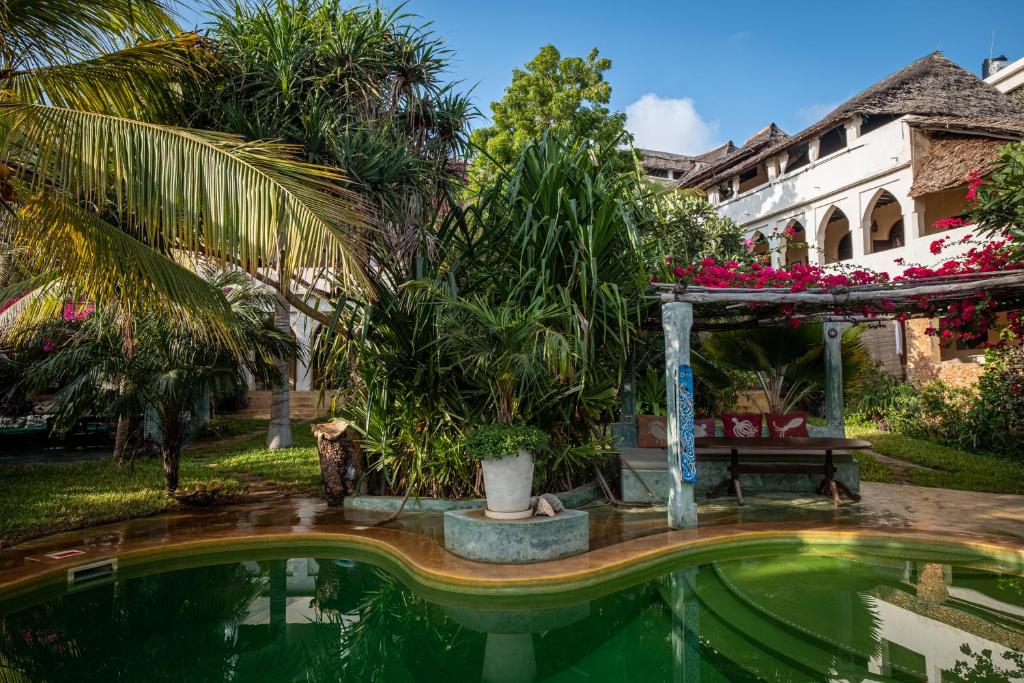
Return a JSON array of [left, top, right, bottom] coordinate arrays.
[[2, 541, 1023, 681]]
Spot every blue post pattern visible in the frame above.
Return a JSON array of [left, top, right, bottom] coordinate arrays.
[[676, 364, 697, 483]]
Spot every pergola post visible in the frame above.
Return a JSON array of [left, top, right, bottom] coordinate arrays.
[[662, 302, 698, 529], [823, 322, 845, 436]]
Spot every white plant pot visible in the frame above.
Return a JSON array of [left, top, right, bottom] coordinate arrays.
[[481, 448, 534, 520]]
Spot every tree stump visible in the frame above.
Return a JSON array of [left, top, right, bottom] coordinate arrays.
[[311, 420, 361, 506]]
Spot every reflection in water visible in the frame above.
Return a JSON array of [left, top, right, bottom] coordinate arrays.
[[2, 551, 1024, 681]]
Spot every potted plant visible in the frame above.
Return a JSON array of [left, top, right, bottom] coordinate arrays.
[[441, 296, 573, 518], [464, 423, 549, 519]]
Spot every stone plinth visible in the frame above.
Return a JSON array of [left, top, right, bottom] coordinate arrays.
[[443, 509, 589, 564]]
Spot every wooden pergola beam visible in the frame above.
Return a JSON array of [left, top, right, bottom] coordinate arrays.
[[656, 271, 1024, 307]]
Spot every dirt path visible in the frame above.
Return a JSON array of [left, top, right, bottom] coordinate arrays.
[[868, 449, 938, 484]]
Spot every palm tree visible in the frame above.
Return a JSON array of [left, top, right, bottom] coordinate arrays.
[[0, 0, 371, 452], [699, 324, 869, 414], [23, 271, 295, 491], [440, 296, 576, 425]]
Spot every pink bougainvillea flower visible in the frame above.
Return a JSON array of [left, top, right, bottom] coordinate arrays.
[[41, 339, 55, 353], [933, 216, 965, 230]]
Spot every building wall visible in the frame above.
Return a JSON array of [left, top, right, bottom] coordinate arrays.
[[705, 116, 991, 386], [858, 321, 904, 378], [905, 318, 984, 388]]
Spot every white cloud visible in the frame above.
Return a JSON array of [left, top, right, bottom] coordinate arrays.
[[625, 94, 718, 155], [796, 101, 841, 125]]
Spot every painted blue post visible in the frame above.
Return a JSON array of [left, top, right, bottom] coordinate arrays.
[[662, 302, 698, 529], [823, 322, 845, 437]]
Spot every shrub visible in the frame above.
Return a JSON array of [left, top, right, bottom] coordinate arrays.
[[970, 343, 1024, 453], [464, 424, 549, 461], [854, 343, 1024, 458]]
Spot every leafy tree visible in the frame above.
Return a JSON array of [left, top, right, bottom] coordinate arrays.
[[21, 271, 295, 491], [468, 44, 630, 189], [641, 186, 747, 277], [971, 142, 1024, 244], [195, 0, 474, 448]]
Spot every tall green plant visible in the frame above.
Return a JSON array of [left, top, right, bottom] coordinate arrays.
[[196, 0, 473, 448], [439, 297, 575, 424]]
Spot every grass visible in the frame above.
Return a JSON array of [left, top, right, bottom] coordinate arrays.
[[850, 448, 897, 484], [0, 419, 320, 546], [847, 423, 1024, 495]]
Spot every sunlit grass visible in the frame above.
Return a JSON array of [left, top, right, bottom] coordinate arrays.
[[1, 420, 320, 544], [847, 424, 1024, 495]]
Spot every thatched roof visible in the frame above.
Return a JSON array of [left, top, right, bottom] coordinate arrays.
[[741, 123, 788, 149], [638, 148, 701, 173], [695, 141, 737, 162], [910, 135, 1009, 197], [682, 52, 1024, 190]]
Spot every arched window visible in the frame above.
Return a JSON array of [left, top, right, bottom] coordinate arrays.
[[783, 220, 808, 267], [866, 190, 904, 253], [822, 207, 851, 264]]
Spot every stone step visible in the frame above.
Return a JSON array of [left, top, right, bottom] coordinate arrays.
[[229, 390, 334, 420]]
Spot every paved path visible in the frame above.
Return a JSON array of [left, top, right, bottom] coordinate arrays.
[[4, 482, 1024, 598]]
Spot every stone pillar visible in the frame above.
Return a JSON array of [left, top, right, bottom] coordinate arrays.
[[768, 233, 783, 269], [823, 322, 845, 436], [730, 176, 740, 198], [851, 199, 868, 260], [845, 116, 862, 144], [808, 138, 821, 163], [663, 302, 698, 529], [766, 157, 779, 182]]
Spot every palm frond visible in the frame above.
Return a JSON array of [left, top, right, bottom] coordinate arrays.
[[0, 0, 179, 69], [1, 103, 373, 293], [11, 189, 238, 339], [5, 34, 209, 121]]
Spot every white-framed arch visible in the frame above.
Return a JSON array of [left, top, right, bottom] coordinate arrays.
[[781, 216, 809, 267], [819, 205, 852, 265], [862, 187, 905, 255]]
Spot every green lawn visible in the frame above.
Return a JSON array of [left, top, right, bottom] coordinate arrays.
[[848, 423, 1024, 495], [0, 419, 320, 546]]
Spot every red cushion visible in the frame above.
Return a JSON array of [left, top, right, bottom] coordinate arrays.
[[636, 414, 667, 448], [765, 412, 809, 438], [693, 417, 716, 439], [721, 413, 762, 438]]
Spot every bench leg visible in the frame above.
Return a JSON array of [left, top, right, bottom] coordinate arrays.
[[733, 477, 744, 506], [707, 477, 731, 499], [828, 479, 841, 507], [835, 480, 861, 502]]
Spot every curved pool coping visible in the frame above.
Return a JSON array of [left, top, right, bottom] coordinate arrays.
[[4, 523, 1024, 616]]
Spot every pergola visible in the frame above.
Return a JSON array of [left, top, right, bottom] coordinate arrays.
[[651, 270, 1024, 529]]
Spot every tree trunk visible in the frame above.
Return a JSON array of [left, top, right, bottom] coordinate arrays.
[[266, 294, 293, 449], [161, 415, 184, 492], [312, 420, 360, 506], [112, 414, 131, 463], [162, 444, 181, 492]]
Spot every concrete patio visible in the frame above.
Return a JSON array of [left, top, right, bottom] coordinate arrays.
[[4, 481, 1024, 605]]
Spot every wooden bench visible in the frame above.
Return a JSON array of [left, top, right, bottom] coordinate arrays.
[[695, 436, 872, 507]]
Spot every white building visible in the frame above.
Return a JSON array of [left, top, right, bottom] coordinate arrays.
[[643, 52, 1024, 385]]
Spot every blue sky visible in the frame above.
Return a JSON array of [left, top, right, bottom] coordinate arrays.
[[178, 1, 1024, 154]]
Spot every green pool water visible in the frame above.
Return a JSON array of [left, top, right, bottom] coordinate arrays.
[[3, 546, 1024, 682]]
